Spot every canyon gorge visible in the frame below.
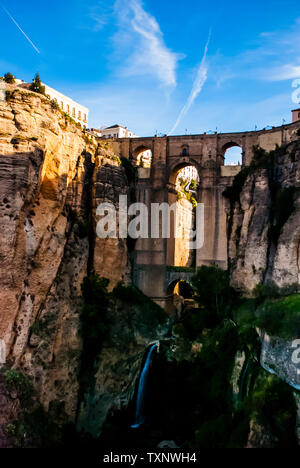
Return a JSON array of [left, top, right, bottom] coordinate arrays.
[[0, 85, 299, 448]]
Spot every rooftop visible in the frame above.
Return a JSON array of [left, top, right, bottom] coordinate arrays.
[[104, 124, 126, 130]]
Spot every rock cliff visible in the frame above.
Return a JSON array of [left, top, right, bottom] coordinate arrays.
[[226, 140, 300, 293], [0, 86, 299, 448], [0, 86, 135, 426]]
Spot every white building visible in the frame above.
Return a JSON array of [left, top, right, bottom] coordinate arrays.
[[101, 124, 137, 139], [43, 84, 89, 127], [16, 79, 89, 127]]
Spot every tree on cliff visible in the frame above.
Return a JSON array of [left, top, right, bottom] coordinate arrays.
[[3, 73, 15, 84], [192, 265, 236, 320], [30, 73, 46, 95]]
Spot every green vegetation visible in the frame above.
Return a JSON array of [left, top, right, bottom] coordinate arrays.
[[166, 266, 195, 273], [177, 177, 197, 207], [83, 134, 95, 146], [113, 282, 166, 332], [5, 90, 14, 101], [50, 99, 60, 111], [192, 265, 236, 321], [62, 111, 79, 128], [233, 282, 300, 339], [159, 265, 299, 448], [3, 72, 15, 84], [244, 372, 298, 447], [29, 73, 46, 95], [30, 313, 56, 338], [255, 294, 300, 339], [1, 369, 34, 406]]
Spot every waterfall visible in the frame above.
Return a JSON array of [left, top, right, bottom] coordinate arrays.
[[131, 343, 158, 428]]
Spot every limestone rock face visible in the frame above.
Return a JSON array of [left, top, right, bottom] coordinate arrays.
[[92, 151, 131, 289], [227, 141, 300, 293], [0, 87, 131, 421], [260, 333, 300, 390]]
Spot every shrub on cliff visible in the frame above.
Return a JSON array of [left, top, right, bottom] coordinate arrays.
[[50, 99, 60, 111], [255, 294, 300, 339], [3, 72, 15, 84], [1, 369, 34, 406], [246, 372, 298, 447], [29, 73, 46, 96]]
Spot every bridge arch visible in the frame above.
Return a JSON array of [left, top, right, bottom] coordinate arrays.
[[167, 278, 194, 296], [167, 161, 200, 268], [221, 141, 244, 166], [133, 145, 153, 167], [168, 159, 201, 186], [166, 278, 194, 316]]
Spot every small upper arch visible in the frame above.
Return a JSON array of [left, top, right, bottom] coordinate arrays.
[[133, 145, 153, 168], [221, 141, 243, 166]]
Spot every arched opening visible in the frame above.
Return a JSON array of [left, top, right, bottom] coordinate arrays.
[[135, 146, 152, 168], [223, 143, 242, 166], [167, 163, 200, 268], [166, 279, 194, 316], [169, 160, 199, 186], [175, 165, 199, 196]]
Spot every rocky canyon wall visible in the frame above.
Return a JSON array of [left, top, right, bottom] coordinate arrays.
[[0, 86, 134, 423], [226, 139, 300, 293]]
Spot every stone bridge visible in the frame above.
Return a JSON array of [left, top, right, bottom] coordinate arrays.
[[110, 121, 300, 310]]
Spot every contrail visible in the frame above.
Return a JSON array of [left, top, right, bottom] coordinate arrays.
[[1, 5, 40, 54], [168, 29, 211, 136]]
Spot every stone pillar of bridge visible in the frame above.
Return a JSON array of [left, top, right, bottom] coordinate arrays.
[[133, 137, 169, 308], [196, 164, 228, 269]]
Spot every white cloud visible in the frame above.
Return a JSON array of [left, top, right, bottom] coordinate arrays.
[[168, 30, 211, 135], [113, 0, 182, 87], [266, 64, 300, 81], [89, 1, 114, 32]]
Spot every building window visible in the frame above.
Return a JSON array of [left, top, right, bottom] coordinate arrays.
[[66, 104, 70, 113], [84, 114, 87, 122], [61, 101, 64, 110], [72, 108, 76, 118], [78, 110, 81, 120]]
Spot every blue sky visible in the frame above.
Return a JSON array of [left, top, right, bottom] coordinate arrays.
[[1, 0, 300, 138]]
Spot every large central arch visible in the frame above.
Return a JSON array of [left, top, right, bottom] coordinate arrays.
[[167, 161, 200, 268]]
